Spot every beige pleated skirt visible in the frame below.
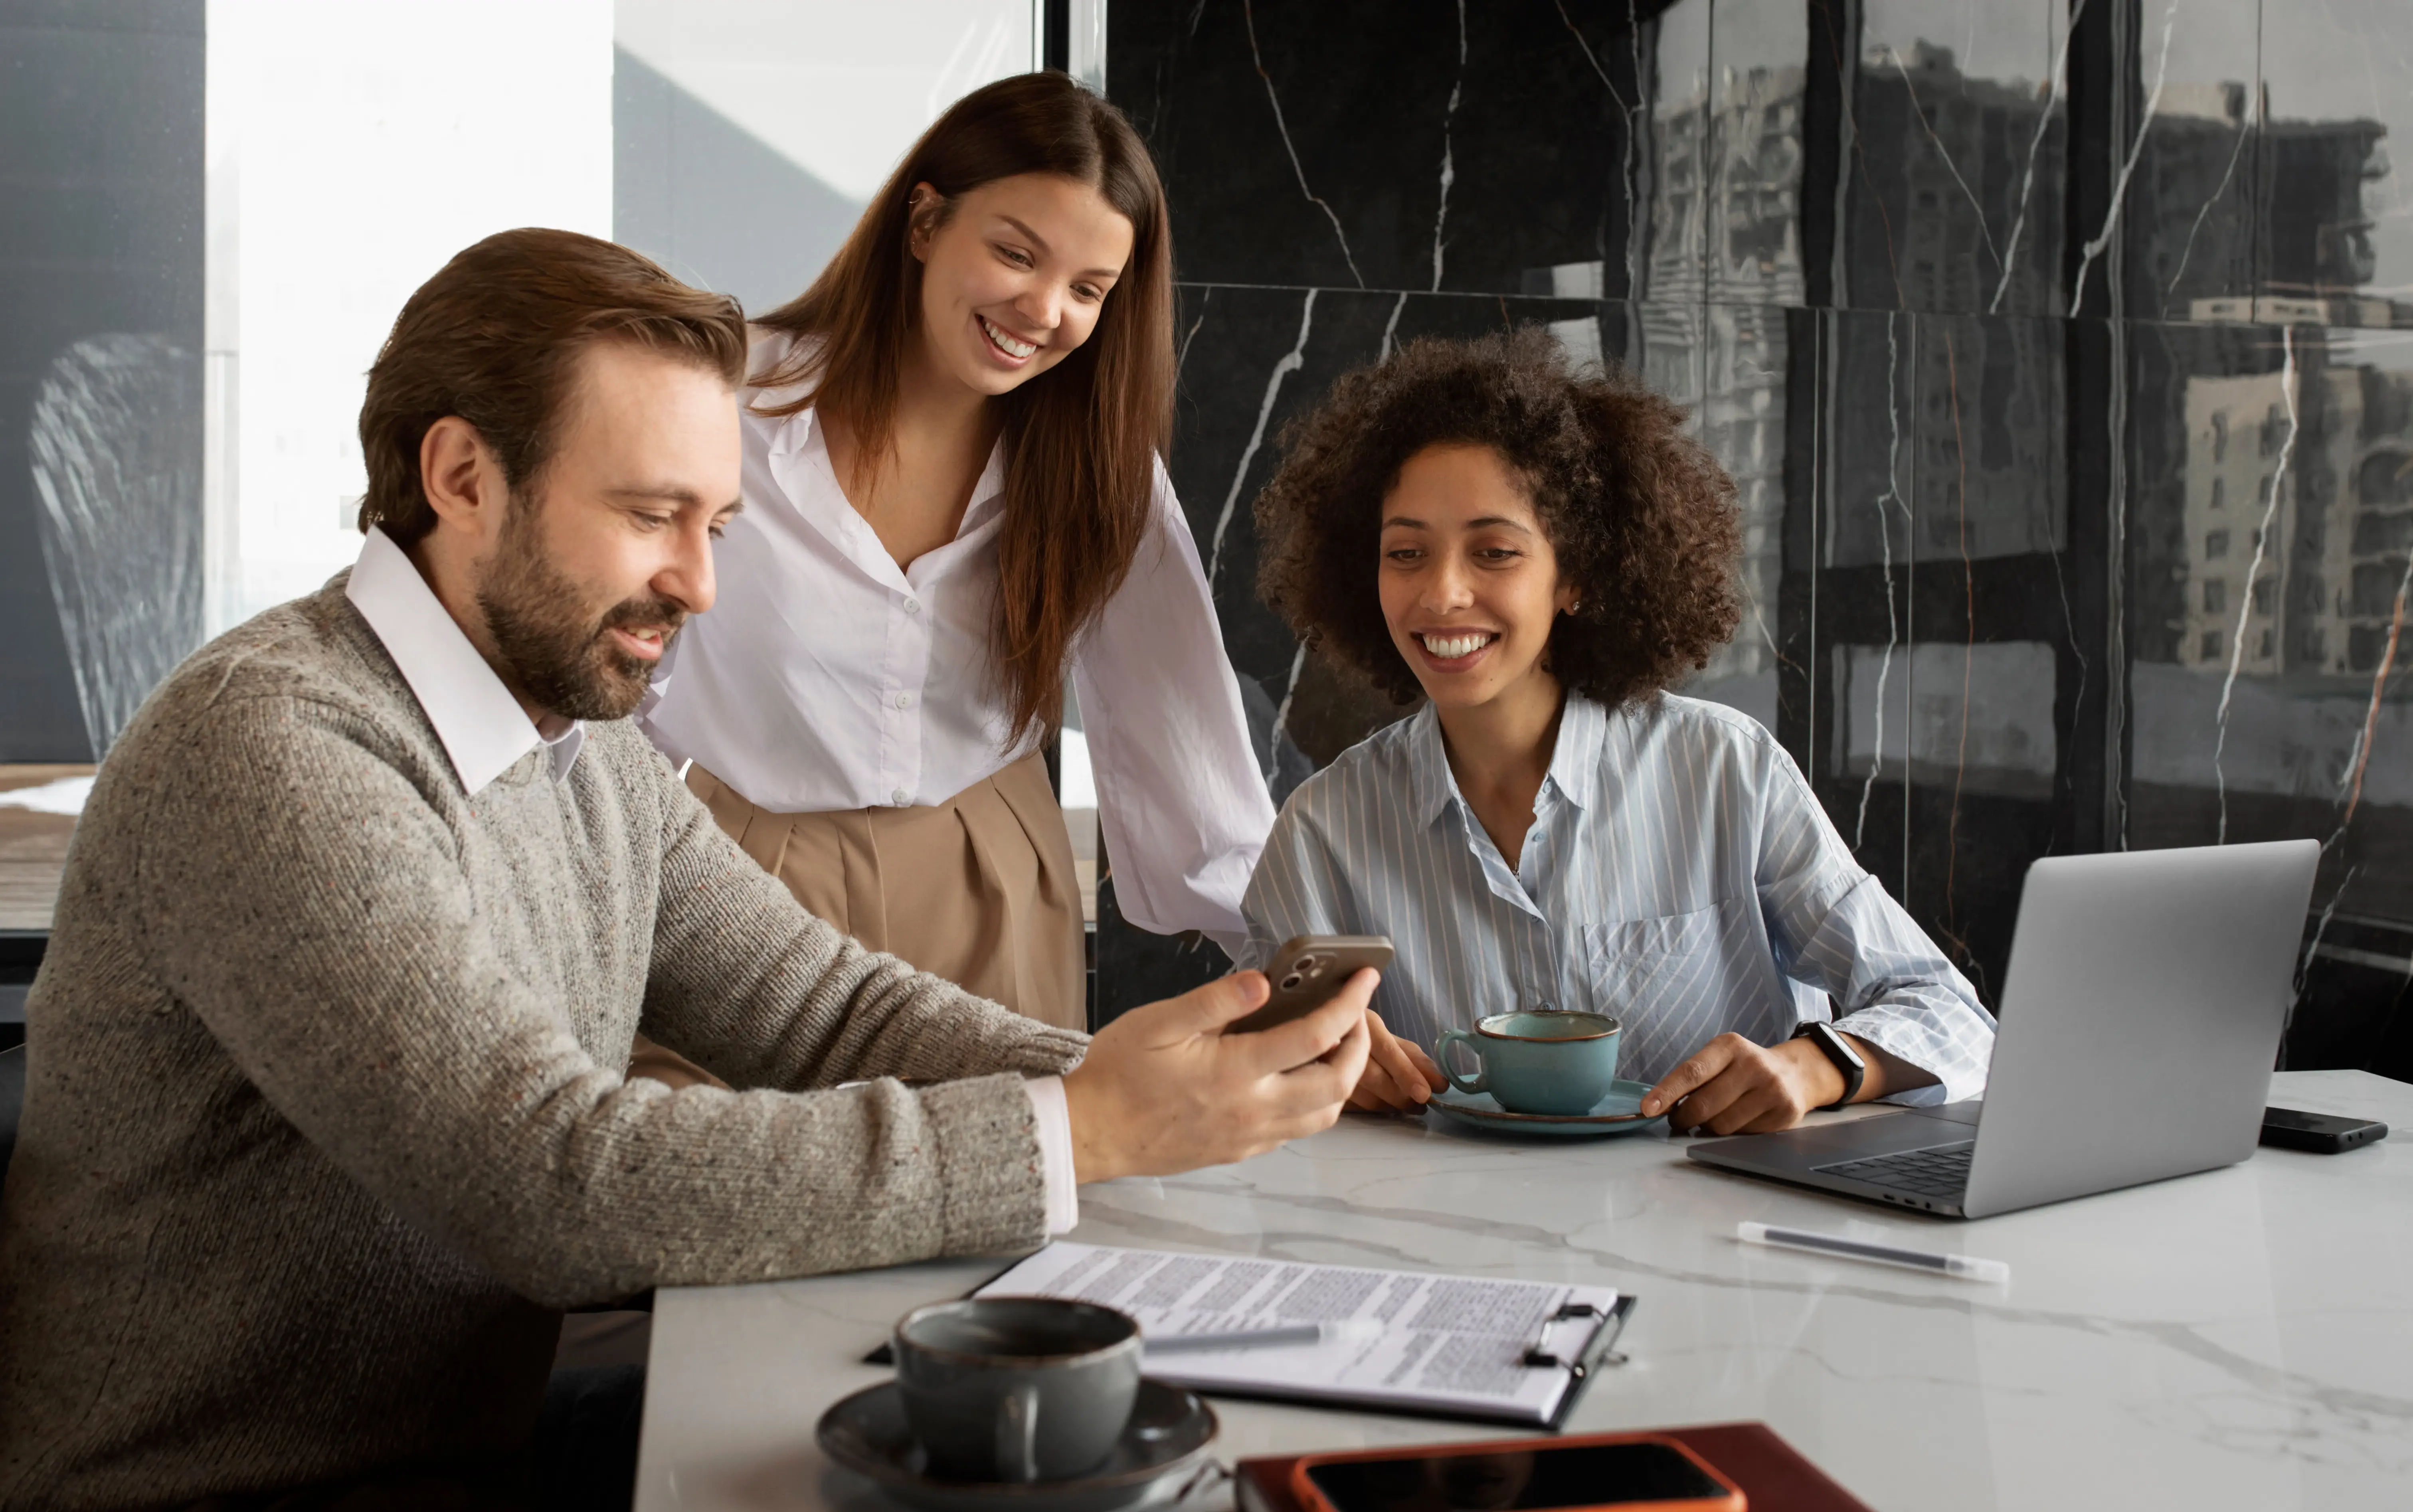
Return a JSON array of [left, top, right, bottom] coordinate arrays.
[[685, 751, 1087, 1031]]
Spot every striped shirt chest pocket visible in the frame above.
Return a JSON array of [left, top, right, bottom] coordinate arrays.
[[1576, 904, 1744, 1084]]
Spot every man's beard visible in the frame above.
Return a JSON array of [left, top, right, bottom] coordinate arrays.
[[477, 498, 685, 722]]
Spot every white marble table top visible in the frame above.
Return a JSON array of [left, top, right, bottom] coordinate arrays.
[[635, 1069, 2413, 1512]]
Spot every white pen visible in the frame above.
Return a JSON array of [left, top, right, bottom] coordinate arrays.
[[1737, 1221, 2010, 1285], [1143, 1319, 1379, 1354]]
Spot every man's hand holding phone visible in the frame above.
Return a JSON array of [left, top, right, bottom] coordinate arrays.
[[1211, 935, 1434, 1115], [1061, 968, 1375, 1185]]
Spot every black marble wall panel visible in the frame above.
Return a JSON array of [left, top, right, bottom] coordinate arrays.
[[1842, 1, 2071, 317], [1103, 0, 2413, 1078], [1112, 1, 1644, 296]]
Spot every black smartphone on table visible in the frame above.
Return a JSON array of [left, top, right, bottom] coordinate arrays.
[[1292, 1434, 1745, 1512], [2260, 1106, 2387, 1153]]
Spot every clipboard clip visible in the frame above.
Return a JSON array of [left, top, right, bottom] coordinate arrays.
[[1521, 1298, 1632, 1378]]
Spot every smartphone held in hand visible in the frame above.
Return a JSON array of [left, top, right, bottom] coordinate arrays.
[[1226, 935, 1393, 1034]]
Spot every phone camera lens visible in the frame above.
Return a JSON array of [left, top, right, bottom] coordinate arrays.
[[1278, 972, 1304, 991], [1296, 954, 1324, 976]]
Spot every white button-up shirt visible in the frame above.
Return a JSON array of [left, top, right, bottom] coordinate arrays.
[[1242, 692, 1998, 1103], [344, 527, 1079, 1231], [639, 329, 1274, 948]]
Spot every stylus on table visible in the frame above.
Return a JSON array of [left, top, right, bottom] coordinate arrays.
[[1737, 1221, 2010, 1285], [1144, 1320, 1379, 1354]]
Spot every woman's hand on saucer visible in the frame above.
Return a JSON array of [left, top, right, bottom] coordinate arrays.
[[1638, 1032, 1847, 1134], [1347, 1012, 1446, 1113], [1061, 969, 1375, 1183]]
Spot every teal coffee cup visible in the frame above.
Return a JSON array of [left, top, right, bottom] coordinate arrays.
[[1434, 1010, 1624, 1115]]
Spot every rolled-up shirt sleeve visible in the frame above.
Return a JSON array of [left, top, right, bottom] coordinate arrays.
[[1021, 1075, 1081, 1232], [1072, 461, 1277, 954], [1752, 743, 1997, 1105]]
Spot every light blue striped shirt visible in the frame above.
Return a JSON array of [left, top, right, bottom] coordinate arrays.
[[1240, 692, 1995, 1104]]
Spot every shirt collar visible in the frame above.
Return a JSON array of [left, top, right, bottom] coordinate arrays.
[[770, 404, 1009, 524], [345, 526, 584, 793], [1545, 691, 1606, 811], [1406, 704, 1460, 828], [1404, 689, 1605, 827], [752, 322, 1009, 551]]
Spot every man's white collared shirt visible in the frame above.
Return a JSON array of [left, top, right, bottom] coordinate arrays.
[[345, 526, 584, 792]]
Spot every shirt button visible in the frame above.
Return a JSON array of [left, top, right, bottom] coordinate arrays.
[[903, 598, 922, 615], [892, 787, 910, 806], [895, 692, 914, 710]]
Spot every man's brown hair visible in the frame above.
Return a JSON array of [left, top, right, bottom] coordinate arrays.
[[356, 227, 748, 544]]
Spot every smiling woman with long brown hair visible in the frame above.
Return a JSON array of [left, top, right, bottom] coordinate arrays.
[[640, 73, 1273, 1034]]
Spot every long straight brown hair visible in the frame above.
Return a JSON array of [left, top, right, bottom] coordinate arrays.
[[752, 72, 1175, 747]]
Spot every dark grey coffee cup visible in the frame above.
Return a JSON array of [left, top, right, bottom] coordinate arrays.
[[892, 1297, 1143, 1483]]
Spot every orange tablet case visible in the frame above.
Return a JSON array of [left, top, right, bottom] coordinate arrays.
[[1239, 1422, 1874, 1512]]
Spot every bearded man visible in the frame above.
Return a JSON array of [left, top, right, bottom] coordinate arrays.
[[0, 229, 1372, 1511]]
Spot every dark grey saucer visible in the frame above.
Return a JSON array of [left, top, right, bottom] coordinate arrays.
[[817, 1378, 1218, 1512]]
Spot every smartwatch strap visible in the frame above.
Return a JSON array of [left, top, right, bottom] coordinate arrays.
[[1792, 1021, 1866, 1110]]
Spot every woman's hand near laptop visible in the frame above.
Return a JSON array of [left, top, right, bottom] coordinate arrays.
[[1061, 970, 1377, 1183], [1640, 1030, 1934, 1134]]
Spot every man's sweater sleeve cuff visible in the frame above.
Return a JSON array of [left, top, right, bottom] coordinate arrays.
[[1022, 1075, 1081, 1235]]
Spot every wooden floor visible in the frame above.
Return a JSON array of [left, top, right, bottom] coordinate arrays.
[[0, 765, 87, 933]]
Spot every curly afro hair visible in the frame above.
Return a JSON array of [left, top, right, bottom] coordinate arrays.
[[1254, 327, 1743, 710]]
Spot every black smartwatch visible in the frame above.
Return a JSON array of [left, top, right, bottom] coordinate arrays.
[[1791, 1021, 1866, 1110]]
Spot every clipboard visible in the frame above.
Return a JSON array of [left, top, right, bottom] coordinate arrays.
[[861, 1245, 1638, 1429]]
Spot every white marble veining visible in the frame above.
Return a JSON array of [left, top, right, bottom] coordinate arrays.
[[1236, 0, 1361, 289], [1989, 0, 2081, 315], [636, 1070, 2413, 1512], [1853, 311, 1910, 859], [2069, 0, 2179, 317], [2214, 325, 2300, 845], [1206, 289, 1315, 588]]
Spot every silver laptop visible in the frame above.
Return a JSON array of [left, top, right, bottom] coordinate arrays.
[[1686, 840, 2320, 1219]]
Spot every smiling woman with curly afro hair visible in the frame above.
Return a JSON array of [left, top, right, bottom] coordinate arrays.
[[1254, 326, 1742, 710], [1236, 327, 1995, 1140]]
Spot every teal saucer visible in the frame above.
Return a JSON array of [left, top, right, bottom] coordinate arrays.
[[1428, 1079, 1668, 1138]]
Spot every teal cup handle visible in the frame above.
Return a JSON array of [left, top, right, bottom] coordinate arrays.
[[1434, 1028, 1487, 1095]]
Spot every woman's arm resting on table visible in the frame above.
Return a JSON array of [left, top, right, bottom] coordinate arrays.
[[1639, 1030, 1936, 1134], [1749, 737, 1997, 1109]]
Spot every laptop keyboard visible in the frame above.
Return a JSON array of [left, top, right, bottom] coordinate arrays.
[[1814, 1141, 1975, 1198]]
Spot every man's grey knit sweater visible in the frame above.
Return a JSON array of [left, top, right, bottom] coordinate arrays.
[[0, 578, 1088, 1509]]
